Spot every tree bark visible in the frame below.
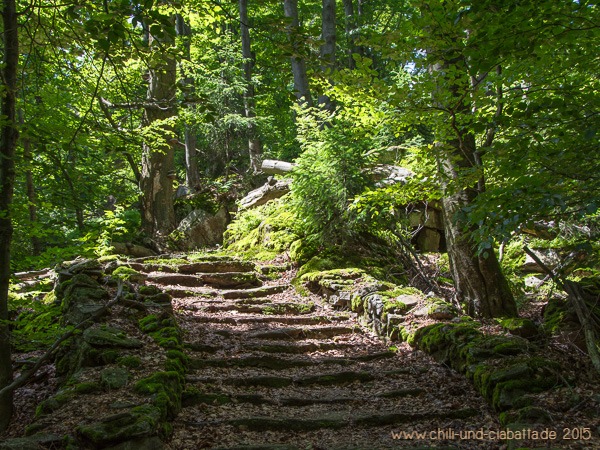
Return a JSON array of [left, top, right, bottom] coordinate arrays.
[[19, 112, 42, 255], [176, 14, 201, 190], [239, 0, 262, 173], [318, 0, 336, 110], [435, 110, 516, 317], [0, 0, 18, 432], [284, 0, 312, 106], [342, 0, 356, 69], [140, 18, 177, 241]]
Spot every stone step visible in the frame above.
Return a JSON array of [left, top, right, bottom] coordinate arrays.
[[188, 351, 395, 370], [195, 302, 315, 315], [135, 260, 257, 274], [148, 272, 262, 289], [247, 325, 360, 340], [243, 341, 355, 354], [183, 386, 422, 408], [166, 287, 218, 298], [220, 285, 289, 299], [184, 340, 355, 355], [182, 408, 478, 432], [186, 314, 350, 326], [187, 370, 378, 388]]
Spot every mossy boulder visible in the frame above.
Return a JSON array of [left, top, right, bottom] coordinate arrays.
[[289, 238, 318, 265], [112, 266, 146, 283], [59, 273, 109, 325], [76, 405, 162, 447], [134, 372, 183, 420], [499, 317, 539, 339], [83, 326, 143, 349], [425, 297, 458, 320]]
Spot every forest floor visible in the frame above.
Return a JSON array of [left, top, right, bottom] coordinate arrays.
[[3, 254, 600, 449]]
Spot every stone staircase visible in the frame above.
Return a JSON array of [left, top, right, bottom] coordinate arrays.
[[137, 255, 501, 449]]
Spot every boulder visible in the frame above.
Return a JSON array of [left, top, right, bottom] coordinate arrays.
[[522, 248, 560, 273], [176, 206, 229, 249], [83, 326, 144, 349]]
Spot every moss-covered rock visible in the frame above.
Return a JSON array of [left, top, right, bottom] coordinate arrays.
[[76, 405, 162, 447], [59, 273, 109, 325], [112, 266, 146, 283], [134, 372, 183, 420], [499, 317, 539, 339], [83, 326, 143, 349]]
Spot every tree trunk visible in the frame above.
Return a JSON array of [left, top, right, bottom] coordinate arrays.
[[437, 135, 517, 318], [0, 0, 18, 432], [342, 0, 356, 69], [284, 0, 312, 106], [140, 19, 177, 241], [176, 14, 201, 190], [239, 0, 262, 173], [184, 126, 200, 190], [19, 112, 42, 255], [318, 0, 336, 110]]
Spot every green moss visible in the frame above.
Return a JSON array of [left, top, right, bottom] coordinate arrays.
[[289, 238, 317, 265], [300, 267, 365, 283], [135, 371, 183, 420], [139, 315, 160, 333], [138, 285, 162, 296], [72, 382, 102, 394], [117, 355, 142, 369], [498, 317, 538, 338], [35, 391, 74, 417], [112, 266, 144, 282]]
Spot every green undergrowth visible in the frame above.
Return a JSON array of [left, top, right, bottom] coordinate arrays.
[[8, 287, 63, 352]]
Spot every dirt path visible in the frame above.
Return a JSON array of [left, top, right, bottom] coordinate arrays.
[[149, 260, 502, 449]]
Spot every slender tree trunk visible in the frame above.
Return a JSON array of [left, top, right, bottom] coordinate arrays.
[[176, 14, 201, 190], [184, 127, 199, 190], [284, 0, 312, 106], [318, 0, 336, 110], [19, 112, 41, 255], [342, 0, 356, 69], [0, 0, 18, 432], [140, 20, 177, 241], [239, 0, 262, 173]]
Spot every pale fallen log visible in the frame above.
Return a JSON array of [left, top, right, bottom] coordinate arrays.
[[261, 159, 296, 175], [239, 178, 291, 210]]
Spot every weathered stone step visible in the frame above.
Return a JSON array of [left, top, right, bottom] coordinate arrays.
[[196, 302, 315, 315], [165, 287, 218, 298], [220, 285, 289, 299], [247, 325, 359, 340], [212, 446, 299, 450], [183, 386, 422, 408], [148, 272, 261, 289], [187, 370, 376, 387], [244, 341, 354, 354], [129, 259, 255, 274], [183, 408, 478, 432], [187, 314, 350, 326], [189, 351, 395, 370]]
